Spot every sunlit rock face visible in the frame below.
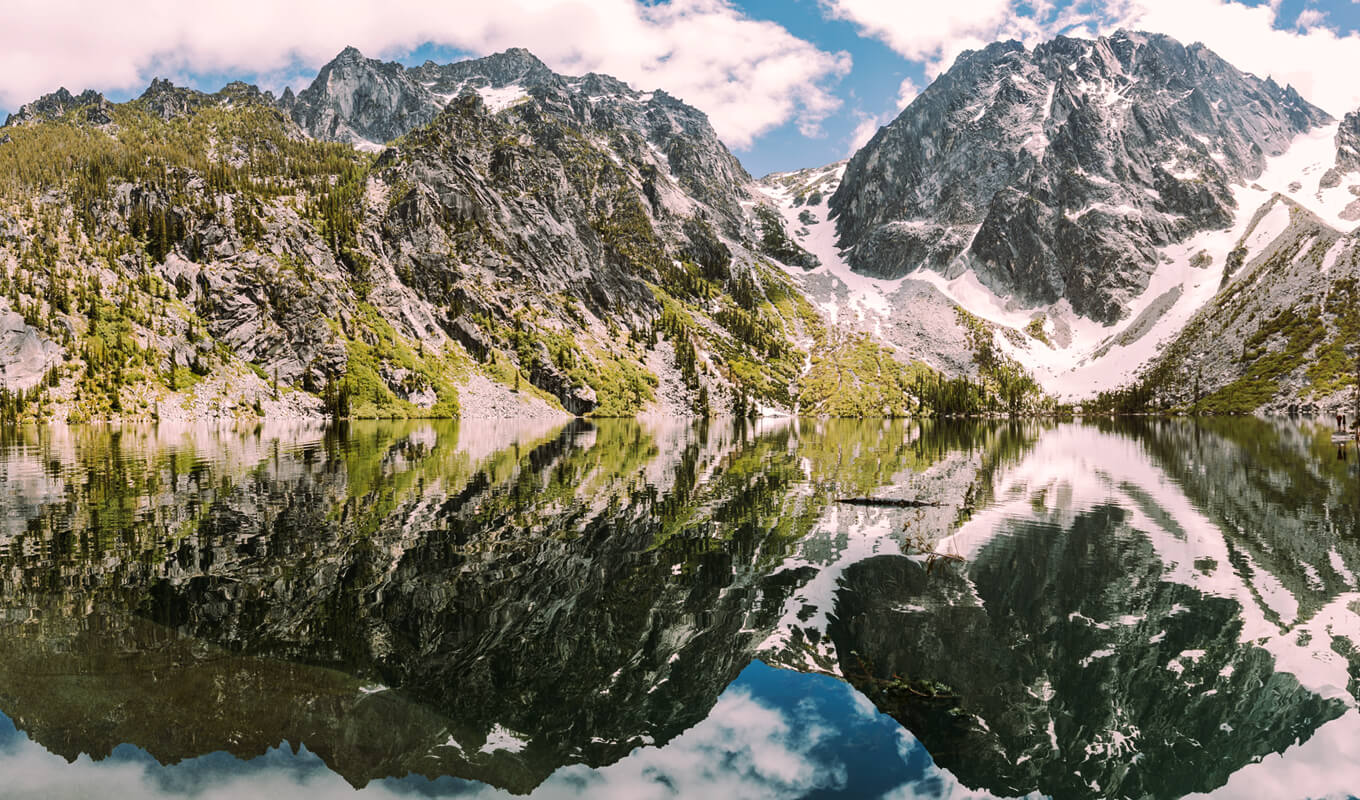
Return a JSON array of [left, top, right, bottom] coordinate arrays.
[[1334, 111, 1360, 174], [0, 45, 815, 418], [831, 30, 1329, 323], [286, 46, 442, 149]]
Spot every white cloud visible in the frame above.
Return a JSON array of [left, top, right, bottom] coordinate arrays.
[[1294, 8, 1328, 30], [1110, 0, 1360, 116], [822, 0, 1360, 120], [0, 687, 853, 800], [843, 77, 917, 157], [820, 0, 1056, 77], [0, 0, 850, 150], [896, 77, 920, 110], [846, 112, 884, 155]]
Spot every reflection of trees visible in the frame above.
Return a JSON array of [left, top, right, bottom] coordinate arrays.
[[0, 417, 1004, 792], [1132, 418, 1360, 622]]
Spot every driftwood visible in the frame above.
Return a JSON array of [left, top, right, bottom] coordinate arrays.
[[836, 497, 940, 508]]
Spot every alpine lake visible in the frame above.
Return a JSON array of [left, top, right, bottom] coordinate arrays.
[[1, 416, 1358, 800]]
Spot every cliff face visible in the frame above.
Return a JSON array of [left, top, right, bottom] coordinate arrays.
[[830, 30, 1328, 325], [0, 47, 826, 422], [2, 33, 1357, 419]]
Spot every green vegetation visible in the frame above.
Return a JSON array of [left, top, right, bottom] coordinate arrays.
[[1025, 314, 1051, 347], [333, 304, 463, 419], [1194, 305, 1325, 413], [1093, 287, 1340, 415], [754, 205, 814, 266], [800, 335, 927, 416], [0, 79, 1053, 424], [940, 309, 1045, 416], [0, 96, 381, 422], [1306, 278, 1360, 398]]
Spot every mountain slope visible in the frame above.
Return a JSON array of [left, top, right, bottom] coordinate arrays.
[[0, 48, 850, 422], [758, 31, 1360, 410], [1085, 109, 1360, 413], [831, 29, 1328, 324], [3, 33, 1355, 418]]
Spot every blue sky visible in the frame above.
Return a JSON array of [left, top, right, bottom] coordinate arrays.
[[4, 0, 1360, 176], [0, 662, 994, 799]]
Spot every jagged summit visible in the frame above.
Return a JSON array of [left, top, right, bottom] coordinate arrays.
[[280, 45, 577, 149], [831, 28, 1331, 323], [4, 87, 113, 127], [136, 77, 210, 120], [285, 45, 435, 147], [1335, 110, 1360, 172], [414, 47, 559, 92], [2, 30, 1355, 417]]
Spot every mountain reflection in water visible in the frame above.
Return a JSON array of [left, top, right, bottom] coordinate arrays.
[[0, 417, 1357, 799]]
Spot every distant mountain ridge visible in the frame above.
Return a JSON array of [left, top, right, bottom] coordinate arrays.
[[0, 43, 862, 423], [831, 29, 1329, 323], [2, 32, 1359, 419]]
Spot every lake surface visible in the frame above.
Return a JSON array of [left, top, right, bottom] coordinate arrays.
[[0, 417, 1358, 800]]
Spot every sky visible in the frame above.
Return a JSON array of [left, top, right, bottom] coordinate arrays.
[[0, 662, 1012, 799], [3, 0, 1360, 176]]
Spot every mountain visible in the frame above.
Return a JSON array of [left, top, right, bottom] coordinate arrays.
[[1089, 108, 1360, 413], [1098, 199, 1360, 414], [4, 87, 115, 127], [283, 45, 442, 149], [758, 30, 1360, 413], [0, 45, 898, 424], [286, 46, 762, 242], [1, 32, 1356, 419], [1327, 110, 1360, 177], [830, 29, 1329, 324]]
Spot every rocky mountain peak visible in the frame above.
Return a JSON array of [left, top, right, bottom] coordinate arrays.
[[475, 47, 555, 83], [5, 87, 113, 127], [408, 47, 563, 98], [289, 45, 440, 148], [335, 44, 366, 63], [830, 29, 1331, 323], [137, 78, 209, 120], [1336, 110, 1360, 172], [215, 81, 275, 107]]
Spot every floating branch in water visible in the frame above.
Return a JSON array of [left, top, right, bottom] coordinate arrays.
[[925, 551, 966, 574], [836, 497, 940, 508]]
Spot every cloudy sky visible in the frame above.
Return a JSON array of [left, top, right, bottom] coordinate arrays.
[[3, 0, 1360, 175], [0, 662, 1009, 799]]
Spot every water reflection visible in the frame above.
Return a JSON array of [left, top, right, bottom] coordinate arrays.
[[0, 418, 1356, 798]]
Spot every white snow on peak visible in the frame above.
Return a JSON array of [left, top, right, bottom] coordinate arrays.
[[476, 84, 528, 113], [759, 121, 1356, 400], [433, 82, 530, 113]]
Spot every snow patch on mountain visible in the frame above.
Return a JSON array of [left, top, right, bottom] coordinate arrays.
[[761, 117, 1355, 400], [757, 163, 906, 325], [476, 84, 528, 112], [1015, 123, 1356, 399]]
